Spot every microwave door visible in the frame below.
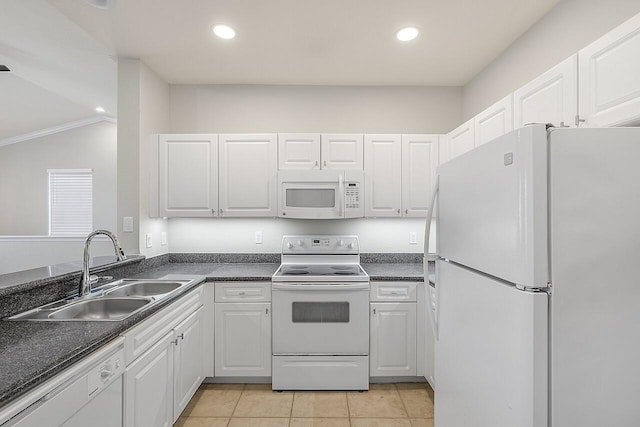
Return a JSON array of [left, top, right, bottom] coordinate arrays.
[[280, 182, 341, 219]]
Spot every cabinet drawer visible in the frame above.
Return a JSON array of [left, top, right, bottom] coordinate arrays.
[[214, 282, 271, 302], [123, 285, 204, 366], [370, 282, 418, 302]]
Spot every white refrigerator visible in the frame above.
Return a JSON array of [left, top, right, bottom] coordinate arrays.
[[430, 124, 640, 427]]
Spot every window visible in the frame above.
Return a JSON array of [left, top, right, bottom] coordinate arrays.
[[48, 169, 93, 236]]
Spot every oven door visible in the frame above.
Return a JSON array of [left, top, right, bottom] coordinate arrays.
[[272, 282, 369, 355]]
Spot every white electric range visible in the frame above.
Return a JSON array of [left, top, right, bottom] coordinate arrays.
[[271, 235, 370, 391]]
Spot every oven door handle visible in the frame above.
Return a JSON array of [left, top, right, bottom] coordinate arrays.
[[272, 283, 369, 291]]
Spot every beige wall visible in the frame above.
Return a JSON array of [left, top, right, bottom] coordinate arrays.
[[170, 85, 463, 134], [463, 0, 640, 121], [117, 58, 171, 258], [0, 120, 116, 235]]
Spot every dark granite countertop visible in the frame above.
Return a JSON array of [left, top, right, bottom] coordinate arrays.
[[0, 256, 430, 412], [0, 275, 205, 409]]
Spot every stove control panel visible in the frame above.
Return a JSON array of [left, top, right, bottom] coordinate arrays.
[[282, 235, 359, 254]]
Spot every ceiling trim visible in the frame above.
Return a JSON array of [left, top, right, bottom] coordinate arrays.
[[0, 115, 117, 148]]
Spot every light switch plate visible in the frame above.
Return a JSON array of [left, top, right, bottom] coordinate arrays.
[[161, 232, 167, 246], [145, 233, 152, 248], [409, 231, 417, 245], [123, 217, 134, 233], [255, 231, 263, 244]]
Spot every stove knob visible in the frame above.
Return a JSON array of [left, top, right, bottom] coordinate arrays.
[[337, 240, 344, 247], [297, 240, 304, 247], [347, 242, 354, 249], [286, 242, 293, 249]]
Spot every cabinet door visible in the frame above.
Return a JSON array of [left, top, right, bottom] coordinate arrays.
[[173, 307, 205, 422], [370, 302, 417, 376], [219, 134, 277, 217], [401, 134, 439, 217], [364, 134, 402, 217], [321, 134, 364, 169], [446, 119, 475, 161], [579, 12, 640, 127], [215, 303, 271, 377], [474, 95, 513, 146], [124, 332, 174, 427], [513, 55, 578, 128], [158, 134, 218, 217], [278, 133, 321, 169]]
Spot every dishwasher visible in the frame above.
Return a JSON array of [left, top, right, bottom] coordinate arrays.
[[0, 338, 125, 427]]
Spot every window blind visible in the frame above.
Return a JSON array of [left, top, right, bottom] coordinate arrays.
[[48, 169, 93, 236]]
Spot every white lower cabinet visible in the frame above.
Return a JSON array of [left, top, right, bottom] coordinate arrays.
[[369, 282, 418, 377], [215, 302, 271, 377], [173, 307, 205, 420], [122, 286, 205, 426], [125, 332, 174, 427]]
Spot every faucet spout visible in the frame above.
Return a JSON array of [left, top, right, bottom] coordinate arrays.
[[79, 230, 127, 297]]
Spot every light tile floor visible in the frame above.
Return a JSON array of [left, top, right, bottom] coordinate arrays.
[[175, 383, 434, 427]]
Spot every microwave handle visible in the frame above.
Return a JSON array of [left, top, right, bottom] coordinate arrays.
[[338, 174, 344, 217]]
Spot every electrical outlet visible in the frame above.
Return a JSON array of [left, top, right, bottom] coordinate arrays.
[[161, 232, 167, 246], [409, 231, 417, 245], [255, 231, 263, 244], [146, 233, 153, 248]]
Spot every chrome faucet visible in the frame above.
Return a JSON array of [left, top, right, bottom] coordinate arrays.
[[79, 230, 127, 297]]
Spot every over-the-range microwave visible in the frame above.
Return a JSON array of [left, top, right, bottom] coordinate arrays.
[[277, 170, 364, 219]]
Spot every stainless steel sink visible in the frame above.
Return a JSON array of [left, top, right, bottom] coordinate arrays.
[[104, 281, 184, 297], [47, 297, 151, 321], [5, 278, 195, 322]]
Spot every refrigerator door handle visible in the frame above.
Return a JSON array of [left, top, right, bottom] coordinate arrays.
[[424, 174, 439, 339]]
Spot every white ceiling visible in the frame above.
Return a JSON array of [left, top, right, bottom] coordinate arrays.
[[0, 0, 561, 141]]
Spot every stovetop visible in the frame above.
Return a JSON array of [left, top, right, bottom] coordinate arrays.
[[273, 235, 369, 282]]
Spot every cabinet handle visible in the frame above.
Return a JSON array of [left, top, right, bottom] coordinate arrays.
[[266, 308, 269, 315], [405, 209, 408, 215], [373, 308, 376, 315], [177, 333, 184, 340], [314, 160, 318, 168], [211, 209, 216, 215], [397, 209, 401, 215], [323, 160, 327, 168], [171, 339, 179, 346], [219, 209, 223, 215], [239, 291, 246, 296]]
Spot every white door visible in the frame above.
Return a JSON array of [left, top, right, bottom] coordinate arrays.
[[214, 302, 271, 377], [158, 134, 218, 217], [446, 119, 475, 161], [364, 134, 402, 217], [370, 302, 417, 376], [474, 95, 514, 146], [218, 134, 277, 217], [278, 133, 321, 169], [401, 134, 439, 217], [578, 12, 640, 127], [173, 307, 204, 421], [321, 134, 364, 169], [435, 260, 548, 427], [513, 55, 577, 128], [124, 332, 174, 427]]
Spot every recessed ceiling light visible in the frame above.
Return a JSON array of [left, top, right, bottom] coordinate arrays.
[[396, 27, 419, 42], [213, 24, 236, 40], [95, 106, 106, 113]]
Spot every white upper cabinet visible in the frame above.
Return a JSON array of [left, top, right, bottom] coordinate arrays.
[[513, 55, 578, 128], [218, 134, 278, 217], [364, 134, 402, 217], [474, 95, 514, 146], [320, 134, 364, 169], [402, 134, 439, 217], [157, 134, 218, 218], [278, 133, 321, 169], [579, 12, 640, 127], [442, 119, 475, 164]]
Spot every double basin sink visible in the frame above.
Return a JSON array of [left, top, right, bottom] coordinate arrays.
[[7, 279, 194, 322]]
